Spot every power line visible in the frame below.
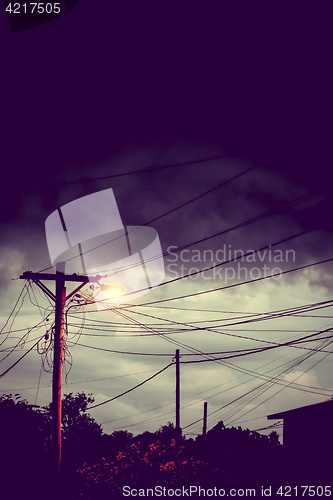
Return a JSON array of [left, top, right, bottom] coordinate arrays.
[[184, 338, 333, 432], [101, 343, 332, 432], [87, 363, 174, 410], [0, 337, 44, 380], [82, 191, 319, 282], [72, 331, 333, 359], [69, 298, 333, 327], [223, 336, 333, 425], [37, 162, 254, 273], [84, 191, 318, 281], [0, 368, 160, 392], [72, 288, 333, 411], [36, 172, 320, 282], [226, 346, 333, 426], [74, 280, 314, 380], [99, 377, 243, 426], [178, 328, 333, 364], [107, 349, 331, 433], [63, 274, 332, 430], [70, 310, 332, 428], [250, 422, 283, 433], [0, 283, 29, 348], [123, 302, 333, 348], [66, 300, 333, 342], [35, 359, 43, 406], [54, 154, 231, 186], [122, 255, 333, 308], [208, 340, 333, 429]]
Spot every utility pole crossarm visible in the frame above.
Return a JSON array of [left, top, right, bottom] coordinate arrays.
[[19, 271, 102, 283]]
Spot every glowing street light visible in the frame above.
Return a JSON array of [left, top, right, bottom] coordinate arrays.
[[99, 284, 124, 299]]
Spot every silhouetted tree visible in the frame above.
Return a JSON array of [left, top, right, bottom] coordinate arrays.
[[0, 394, 51, 496], [155, 421, 183, 445], [45, 392, 103, 471], [195, 420, 283, 487], [133, 430, 155, 449], [101, 429, 134, 461], [0, 392, 289, 497]]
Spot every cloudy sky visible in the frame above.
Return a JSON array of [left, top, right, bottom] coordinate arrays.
[[1, 3, 333, 446]]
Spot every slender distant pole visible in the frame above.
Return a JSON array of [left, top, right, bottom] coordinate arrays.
[[203, 401, 208, 436], [175, 349, 180, 432], [52, 262, 66, 473]]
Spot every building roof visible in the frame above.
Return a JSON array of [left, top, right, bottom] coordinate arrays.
[[267, 399, 333, 420]]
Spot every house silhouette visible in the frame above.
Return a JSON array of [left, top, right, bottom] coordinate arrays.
[[267, 400, 333, 480]]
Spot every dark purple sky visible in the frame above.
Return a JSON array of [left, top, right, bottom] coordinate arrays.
[[1, 3, 333, 445], [1, 3, 332, 214]]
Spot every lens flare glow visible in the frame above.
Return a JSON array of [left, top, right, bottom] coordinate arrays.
[[99, 284, 125, 299]]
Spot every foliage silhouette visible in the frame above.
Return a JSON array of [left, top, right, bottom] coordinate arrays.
[[0, 394, 51, 497], [45, 392, 103, 472], [5, 391, 326, 499]]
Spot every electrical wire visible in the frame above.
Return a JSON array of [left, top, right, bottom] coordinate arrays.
[[13, 176, 333, 435], [121, 255, 333, 308], [0, 283, 29, 348], [71, 291, 333, 432], [34, 359, 43, 406], [250, 422, 283, 433], [37, 162, 254, 273], [54, 154, 231, 186], [76, 302, 333, 432], [87, 362, 174, 410], [206, 338, 333, 431], [103, 347, 331, 432], [225, 340, 333, 426], [72, 191, 318, 281], [1, 368, 160, 393], [123, 303, 333, 349], [0, 336, 44, 380], [65, 300, 333, 346], [182, 340, 332, 432]]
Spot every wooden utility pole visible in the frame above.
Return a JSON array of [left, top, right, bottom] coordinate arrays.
[[175, 349, 180, 432], [20, 268, 102, 474], [203, 401, 208, 436], [52, 262, 66, 472]]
